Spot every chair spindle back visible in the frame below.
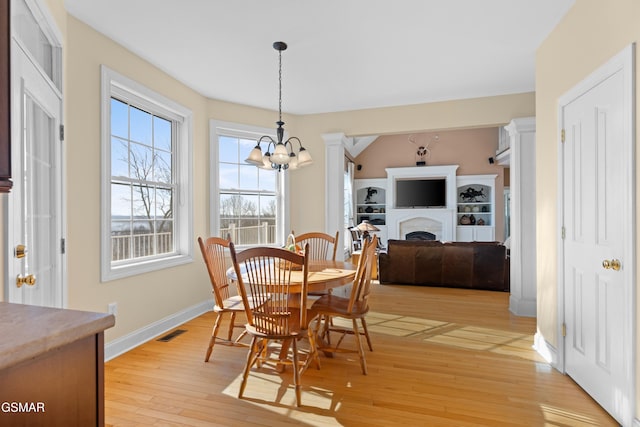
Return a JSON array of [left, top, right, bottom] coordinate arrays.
[[231, 243, 310, 335]]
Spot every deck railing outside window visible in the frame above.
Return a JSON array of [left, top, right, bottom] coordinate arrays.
[[111, 223, 277, 261], [221, 222, 276, 246], [111, 232, 173, 261]]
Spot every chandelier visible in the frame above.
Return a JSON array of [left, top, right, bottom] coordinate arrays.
[[245, 41, 313, 172]]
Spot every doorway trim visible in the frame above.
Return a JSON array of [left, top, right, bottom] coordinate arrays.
[[556, 43, 636, 422]]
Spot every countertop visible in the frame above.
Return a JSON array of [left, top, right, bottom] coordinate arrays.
[[0, 302, 115, 371]]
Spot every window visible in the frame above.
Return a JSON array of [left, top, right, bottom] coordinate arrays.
[[101, 66, 193, 281], [344, 159, 355, 254], [210, 120, 288, 246]]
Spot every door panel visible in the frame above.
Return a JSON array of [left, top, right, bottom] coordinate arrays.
[[7, 40, 62, 307], [562, 57, 631, 424]]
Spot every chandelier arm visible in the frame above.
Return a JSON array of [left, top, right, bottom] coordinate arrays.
[[284, 136, 303, 149], [258, 135, 276, 148]]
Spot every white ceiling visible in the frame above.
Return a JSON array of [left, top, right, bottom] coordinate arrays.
[[64, 0, 575, 115]]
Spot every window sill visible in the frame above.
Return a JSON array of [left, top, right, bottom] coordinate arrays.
[[101, 253, 193, 282]]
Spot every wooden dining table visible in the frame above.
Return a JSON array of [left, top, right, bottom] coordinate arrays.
[[297, 259, 357, 292], [227, 259, 357, 294]]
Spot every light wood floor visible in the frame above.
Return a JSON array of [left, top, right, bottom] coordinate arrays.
[[105, 283, 618, 426]]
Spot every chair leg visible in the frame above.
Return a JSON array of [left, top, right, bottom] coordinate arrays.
[[322, 315, 332, 346], [360, 317, 373, 351], [205, 312, 224, 362], [227, 312, 237, 341], [304, 325, 321, 371], [317, 315, 335, 358], [291, 338, 301, 407], [257, 339, 268, 368], [238, 336, 259, 399], [351, 319, 368, 375], [235, 329, 248, 344]]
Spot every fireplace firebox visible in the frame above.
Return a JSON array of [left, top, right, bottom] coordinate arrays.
[[405, 231, 436, 241]]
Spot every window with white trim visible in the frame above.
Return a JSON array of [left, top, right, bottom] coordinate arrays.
[[101, 66, 193, 281], [210, 120, 288, 246]]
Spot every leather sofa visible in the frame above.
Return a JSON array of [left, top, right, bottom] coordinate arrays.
[[378, 239, 509, 291]]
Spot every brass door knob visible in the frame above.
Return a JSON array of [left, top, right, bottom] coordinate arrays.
[[602, 259, 621, 271], [16, 274, 36, 288]]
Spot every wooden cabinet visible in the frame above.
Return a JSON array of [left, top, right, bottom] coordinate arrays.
[[353, 178, 387, 245], [351, 250, 378, 279], [0, 0, 11, 193], [0, 303, 115, 426], [456, 175, 497, 242]]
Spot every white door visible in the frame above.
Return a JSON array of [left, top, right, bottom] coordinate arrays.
[[561, 45, 634, 425], [6, 0, 63, 307]]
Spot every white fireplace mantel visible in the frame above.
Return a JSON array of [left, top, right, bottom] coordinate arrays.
[[385, 165, 459, 241]]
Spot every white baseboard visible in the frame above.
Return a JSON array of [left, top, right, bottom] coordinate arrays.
[[104, 299, 212, 361], [533, 331, 558, 367], [508, 295, 536, 317]]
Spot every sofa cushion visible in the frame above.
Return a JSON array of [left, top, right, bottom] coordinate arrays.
[[472, 244, 508, 291], [414, 245, 443, 284], [442, 243, 474, 288], [378, 240, 416, 284]]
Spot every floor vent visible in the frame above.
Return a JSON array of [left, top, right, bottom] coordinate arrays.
[[157, 329, 187, 342]]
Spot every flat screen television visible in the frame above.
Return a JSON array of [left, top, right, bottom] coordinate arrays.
[[395, 178, 446, 208]]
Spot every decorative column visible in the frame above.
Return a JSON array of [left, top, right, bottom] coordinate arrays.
[[322, 133, 348, 261], [506, 117, 536, 317]]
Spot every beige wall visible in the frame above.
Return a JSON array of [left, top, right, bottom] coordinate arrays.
[[353, 128, 506, 241], [44, 0, 66, 30], [536, 0, 640, 417]]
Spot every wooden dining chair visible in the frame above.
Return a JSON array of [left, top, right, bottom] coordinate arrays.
[[293, 231, 339, 261], [312, 235, 378, 375], [349, 228, 362, 252], [229, 242, 320, 407], [197, 236, 249, 362], [293, 231, 340, 297]]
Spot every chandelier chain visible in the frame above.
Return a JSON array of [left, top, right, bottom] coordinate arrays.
[[278, 48, 283, 123]]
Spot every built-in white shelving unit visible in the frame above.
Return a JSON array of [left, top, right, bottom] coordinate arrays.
[[353, 178, 387, 245], [456, 175, 497, 242]]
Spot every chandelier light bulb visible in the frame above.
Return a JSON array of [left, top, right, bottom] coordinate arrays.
[[271, 142, 291, 164]]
